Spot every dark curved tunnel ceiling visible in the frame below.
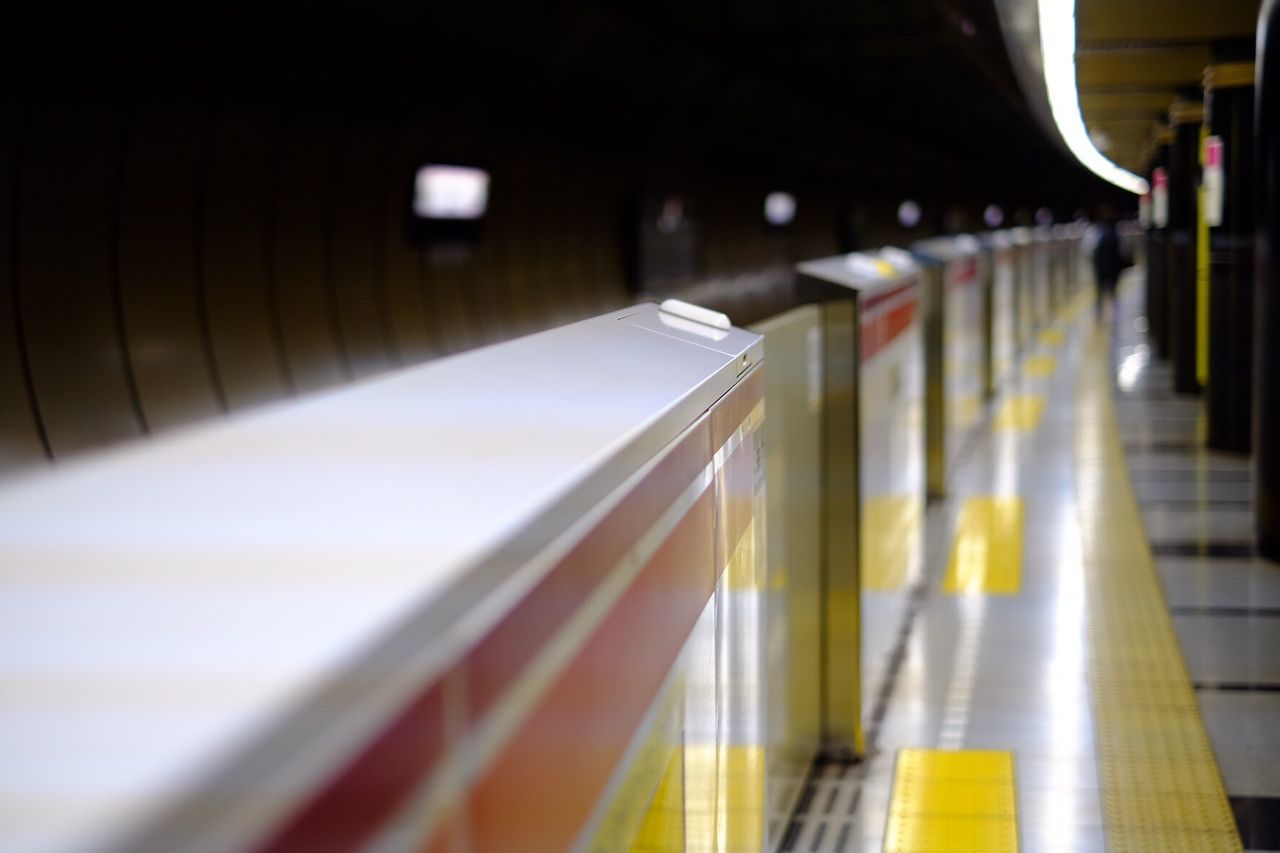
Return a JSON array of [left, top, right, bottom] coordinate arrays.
[[6, 0, 1118, 208]]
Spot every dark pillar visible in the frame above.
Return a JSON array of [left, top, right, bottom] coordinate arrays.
[[1147, 137, 1171, 359], [1205, 63, 1257, 452], [1167, 101, 1204, 394], [981, 244, 996, 399], [1256, 0, 1280, 558]]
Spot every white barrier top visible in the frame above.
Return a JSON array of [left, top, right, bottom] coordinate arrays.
[[0, 304, 762, 852]]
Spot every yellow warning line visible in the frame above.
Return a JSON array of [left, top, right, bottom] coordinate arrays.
[[943, 497, 1023, 595], [883, 749, 1019, 852], [1075, 329, 1240, 852]]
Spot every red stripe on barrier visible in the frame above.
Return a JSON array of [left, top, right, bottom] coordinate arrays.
[[466, 420, 712, 722], [463, 489, 718, 852], [946, 257, 978, 289], [256, 684, 445, 853], [859, 279, 916, 313], [861, 294, 918, 362], [254, 378, 764, 853]]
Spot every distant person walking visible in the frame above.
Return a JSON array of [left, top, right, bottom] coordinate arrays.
[[1092, 206, 1123, 322]]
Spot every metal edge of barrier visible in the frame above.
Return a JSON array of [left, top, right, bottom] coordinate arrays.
[[793, 250, 926, 761]]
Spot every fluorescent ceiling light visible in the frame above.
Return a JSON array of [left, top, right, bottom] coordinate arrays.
[[1038, 0, 1148, 195]]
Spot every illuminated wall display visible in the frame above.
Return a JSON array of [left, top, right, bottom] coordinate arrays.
[[412, 165, 491, 220], [1152, 168, 1168, 228], [1203, 136, 1224, 227], [408, 164, 491, 247], [764, 192, 797, 227]]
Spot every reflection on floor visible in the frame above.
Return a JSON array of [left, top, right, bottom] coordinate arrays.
[[784, 271, 1279, 852]]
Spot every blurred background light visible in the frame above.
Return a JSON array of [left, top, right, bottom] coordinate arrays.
[[897, 199, 922, 228], [983, 204, 1004, 228], [764, 191, 797, 227]]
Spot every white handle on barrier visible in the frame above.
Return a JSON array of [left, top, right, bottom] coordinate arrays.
[[659, 299, 733, 330]]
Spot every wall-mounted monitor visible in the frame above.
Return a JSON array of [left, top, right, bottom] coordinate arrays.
[[413, 165, 490, 220], [408, 164, 490, 247]]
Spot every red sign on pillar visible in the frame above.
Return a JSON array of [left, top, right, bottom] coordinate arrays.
[[1203, 136, 1225, 227], [1153, 167, 1169, 228]]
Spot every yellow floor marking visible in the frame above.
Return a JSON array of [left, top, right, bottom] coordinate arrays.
[[884, 749, 1018, 853], [1024, 355, 1056, 378], [683, 744, 764, 851], [1039, 327, 1065, 347], [950, 395, 981, 430], [993, 395, 1044, 431], [1055, 297, 1083, 326], [943, 497, 1023, 594], [596, 669, 686, 851], [628, 744, 684, 851], [1076, 328, 1241, 852], [863, 495, 923, 591]]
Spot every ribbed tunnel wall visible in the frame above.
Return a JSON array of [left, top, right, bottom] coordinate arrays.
[[0, 103, 849, 475], [2, 2, 1120, 477]]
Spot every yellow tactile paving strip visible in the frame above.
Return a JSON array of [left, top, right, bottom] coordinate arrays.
[[942, 497, 1023, 595], [883, 749, 1019, 852], [1075, 328, 1241, 852]]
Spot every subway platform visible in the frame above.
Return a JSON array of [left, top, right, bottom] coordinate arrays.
[[780, 272, 1277, 852], [2, 255, 1277, 853]]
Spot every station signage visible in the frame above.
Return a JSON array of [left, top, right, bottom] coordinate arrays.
[[1203, 136, 1224, 227], [1152, 168, 1169, 228]]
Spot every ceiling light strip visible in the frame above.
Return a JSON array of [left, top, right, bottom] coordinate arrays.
[[1038, 0, 1150, 194]]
